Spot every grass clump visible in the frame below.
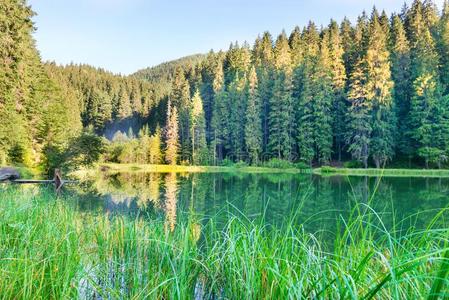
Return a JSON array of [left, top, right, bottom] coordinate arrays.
[[0, 186, 448, 298]]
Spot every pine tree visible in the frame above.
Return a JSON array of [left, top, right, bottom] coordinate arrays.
[[328, 20, 348, 161], [409, 74, 445, 167], [346, 60, 371, 168], [165, 100, 179, 165], [253, 32, 274, 155], [117, 86, 132, 119], [137, 125, 150, 163], [437, 0, 449, 94], [314, 34, 334, 164], [190, 90, 207, 164], [226, 74, 247, 159], [294, 22, 318, 164], [269, 71, 293, 160], [211, 59, 225, 163], [340, 17, 355, 76], [244, 66, 262, 164], [274, 30, 291, 72], [365, 11, 395, 168], [268, 32, 294, 160], [149, 126, 162, 164], [171, 67, 191, 158], [211, 89, 228, 162], [391, 14, 413, 161], [296, 30, 333, 165], [406, 0, 445, 166], [224, 42, 251, 83], [289, 26, 304, 67], [200, 51, 222, 143]]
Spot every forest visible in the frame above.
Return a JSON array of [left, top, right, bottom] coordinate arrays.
[[2, 0, 449, 171]]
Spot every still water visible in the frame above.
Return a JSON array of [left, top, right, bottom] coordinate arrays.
[[70, 172, 449, 237]]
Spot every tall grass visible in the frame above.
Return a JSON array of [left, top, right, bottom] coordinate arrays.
[[0, 186, 448, 299]]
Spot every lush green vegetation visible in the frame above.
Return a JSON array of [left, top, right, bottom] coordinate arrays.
[[3, 0, 449, 173], [93, 163, 309, 175], [317, 166, 449, 177], [0, 186, 448, 298]]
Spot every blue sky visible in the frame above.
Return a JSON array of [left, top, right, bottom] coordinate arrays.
[[29, 0, 445, 75]]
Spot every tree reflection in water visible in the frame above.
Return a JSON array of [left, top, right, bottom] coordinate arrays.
[[164, 172, 178, 232]]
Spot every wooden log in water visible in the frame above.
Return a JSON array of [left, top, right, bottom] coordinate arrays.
[[0, 167, 20, 181], [9, 179, 77, 184], [10, 179, 53, 184], [1, 168, 78, 195]]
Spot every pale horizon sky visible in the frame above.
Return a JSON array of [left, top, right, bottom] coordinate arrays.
[[29, 0, 445, 75]]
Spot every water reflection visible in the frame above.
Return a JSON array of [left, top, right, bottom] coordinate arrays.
[[69, 172, 449, 235], [164, 172, 178, 232]]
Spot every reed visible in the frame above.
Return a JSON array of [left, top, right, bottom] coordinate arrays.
[[0, 186, 448, 299]]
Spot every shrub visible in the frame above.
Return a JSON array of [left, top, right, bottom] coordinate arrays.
[[343, 160, 364, 168], [263, 158, 295, 169], [294, 161, 311, 169], [220, 158, 234, 167], [320, 166, 337, 173], [234, 161, 248, 168]]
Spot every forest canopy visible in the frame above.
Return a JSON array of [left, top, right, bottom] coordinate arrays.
[[2, 0, 449, 170]]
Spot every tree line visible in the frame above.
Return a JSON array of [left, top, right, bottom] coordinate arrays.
[[2, 0, 449, 170], [158, 0, 449, 168]]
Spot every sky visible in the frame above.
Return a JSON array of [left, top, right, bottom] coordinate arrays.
[[29, 0, 445, 75]]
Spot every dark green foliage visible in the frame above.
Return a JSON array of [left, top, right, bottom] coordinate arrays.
[[391, 15, 413, 160], [0, 1, 81, 169], [269, 71, 293, 160], [437, 1, 449, 94], [65, 128, 106, 168], [365, 12, 395, 167], [133, 54, 206, 99], [262, 158, 296, 169], [296, 28, 334, 165], [245, 67, 262, 164], [3, 0, 449, 169], [346, 61, 372, 168]]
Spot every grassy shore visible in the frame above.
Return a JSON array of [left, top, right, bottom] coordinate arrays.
[[95, 163, 308, 174], [77, 163, 449, 179], [1, 187, 448, 298], [315, 167, 449, 178]]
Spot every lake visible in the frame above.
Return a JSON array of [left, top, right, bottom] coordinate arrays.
[[70, 172, 449, 239], [3, 171, 449, 298]]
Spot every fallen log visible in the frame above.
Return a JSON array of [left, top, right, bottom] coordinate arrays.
[[0, 167, 20, 181], [10, 179, 77, 184], [1, 168, 78, 193]]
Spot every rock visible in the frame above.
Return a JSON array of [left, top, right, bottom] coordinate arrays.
[[0, 167, 21, 181]]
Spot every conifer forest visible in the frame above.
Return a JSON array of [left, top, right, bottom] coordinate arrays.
[[2, 1, 449, 299], [2, 0, 449, 170]]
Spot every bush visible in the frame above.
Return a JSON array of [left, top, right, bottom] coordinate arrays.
[[65, 129, 107, 168], [320, 166, 337, 173], [220, 158, 234, 167], [343, 160, 364, 168], [294, 161, 311, 169], [234, 161, 248, 168], [263, 158, 295, 169]]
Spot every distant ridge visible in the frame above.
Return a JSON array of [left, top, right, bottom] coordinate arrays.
[[131, 54, 206, 99], [133, 54, 206, 82]]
